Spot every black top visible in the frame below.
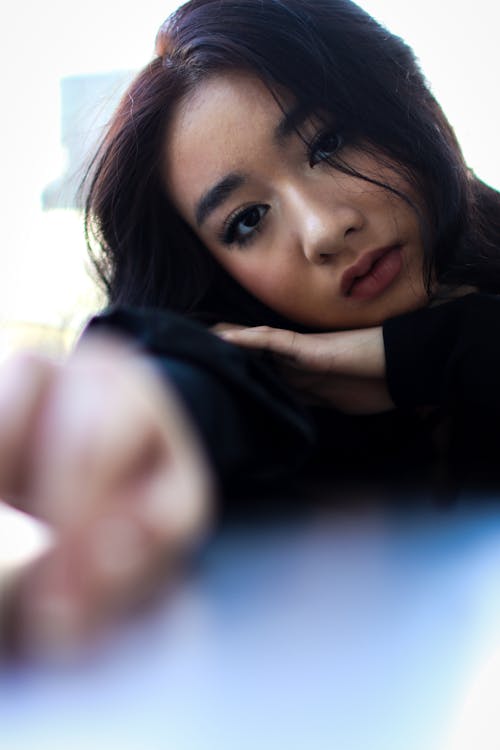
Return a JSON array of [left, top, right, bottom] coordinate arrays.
[[86, 293, 500, 493], [383, 293, 500, 412]]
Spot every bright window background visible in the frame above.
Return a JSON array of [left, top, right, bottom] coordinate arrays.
[[0, 0, 498, 356]]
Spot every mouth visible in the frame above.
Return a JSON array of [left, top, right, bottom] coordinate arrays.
[[341, 245, 403, 300]]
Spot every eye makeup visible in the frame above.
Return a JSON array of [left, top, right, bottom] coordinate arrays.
[[219, 204, 269, 247]]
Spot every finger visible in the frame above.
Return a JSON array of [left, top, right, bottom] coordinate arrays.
[[1, 341, 214, 655], [1, 440, 213, 657], [218, 326, 386, 377], [210, 322, 247, 335], [217, 325, 302, 361], [0, 352, 58, 506], [1, 516, 162, 657], [3, 455, 212, 657], [30, 336, 157, 524], [28, 353, 154, 527], [30, 336, 213, 532], [315, 328, 386, 378]]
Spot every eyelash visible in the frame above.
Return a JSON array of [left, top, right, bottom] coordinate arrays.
[[219, 128, 344, 248], [220, 204, 269, 247]]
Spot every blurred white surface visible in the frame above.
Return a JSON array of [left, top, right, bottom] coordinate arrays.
[[1, 496, 500, 749]]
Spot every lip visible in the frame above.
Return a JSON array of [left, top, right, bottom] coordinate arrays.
[[340, 245, 403, 299]]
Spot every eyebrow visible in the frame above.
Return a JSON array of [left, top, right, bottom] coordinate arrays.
[[195, 173, 245, 227], [194, 104, 310, 227]]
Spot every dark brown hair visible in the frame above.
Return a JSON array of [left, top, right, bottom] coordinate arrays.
[[84, 0, 500, 327]]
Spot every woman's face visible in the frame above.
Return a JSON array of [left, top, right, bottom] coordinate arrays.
[[163, 72, 429, 329]]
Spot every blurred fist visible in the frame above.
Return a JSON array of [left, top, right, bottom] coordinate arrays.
[[0, 335, 214, 656]]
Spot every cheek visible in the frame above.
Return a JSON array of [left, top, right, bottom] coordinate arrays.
[[216, 251, 299, 307]]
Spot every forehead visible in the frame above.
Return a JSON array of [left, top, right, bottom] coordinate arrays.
[[172, 71, 279, 131], [162, 72, 286, 215]]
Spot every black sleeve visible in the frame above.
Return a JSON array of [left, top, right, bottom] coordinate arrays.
[[83, 307, 315, 487], [383, 292, 500, 412]]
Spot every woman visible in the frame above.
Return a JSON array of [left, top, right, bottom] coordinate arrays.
[[2, 0, 500, 651], [85, 0, 500, 475]]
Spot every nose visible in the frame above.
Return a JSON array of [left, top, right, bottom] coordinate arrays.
[[287, 184, 365, 265]]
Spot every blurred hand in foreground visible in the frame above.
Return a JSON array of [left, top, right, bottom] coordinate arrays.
[[0, 335, 214, 657], [214, 323, 393, 414]]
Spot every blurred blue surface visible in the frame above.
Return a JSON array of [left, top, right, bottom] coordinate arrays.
[[2, 491, 500, 749]]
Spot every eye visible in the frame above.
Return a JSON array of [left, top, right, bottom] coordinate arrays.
[[221, 204, 269, 247], [309, 130, 344, 167]]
